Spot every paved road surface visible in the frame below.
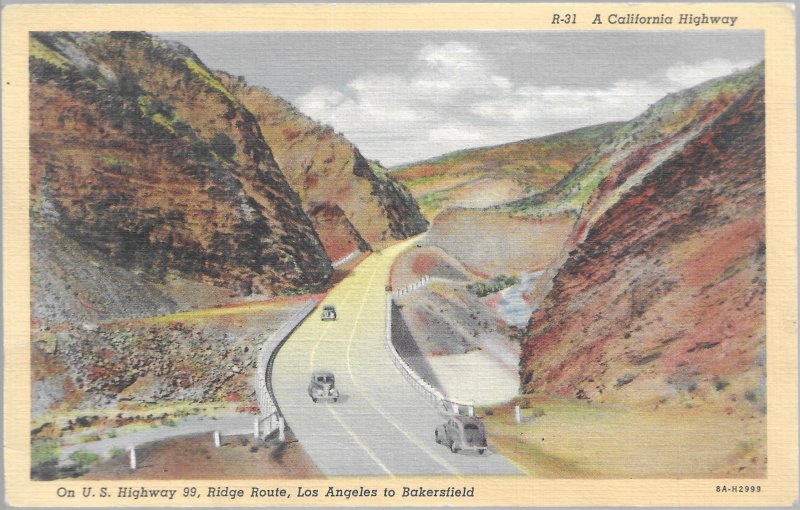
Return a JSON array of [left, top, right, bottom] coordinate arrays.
[[272, 237, 522, 476]]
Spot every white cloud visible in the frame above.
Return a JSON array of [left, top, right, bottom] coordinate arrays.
[[296, 45, 754, 166], [297, 41, 514, 164], [490, 75, 513, 92], [472, 80, 665, 124], [665, 58, 754, 89]]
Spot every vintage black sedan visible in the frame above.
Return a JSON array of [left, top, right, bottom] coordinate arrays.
[[435, 415, 488, 454], [321, 305, 337, 321], [308, 371, 339, 403]]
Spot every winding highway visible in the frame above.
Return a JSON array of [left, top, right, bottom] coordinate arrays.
[[272, 237, 522, 476]]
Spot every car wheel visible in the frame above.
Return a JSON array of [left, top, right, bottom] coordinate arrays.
[[435, 431, 440, 444], [312, 397, 317, 403], [450, 441, 459, 454], [479, 449, 486, 455], [333, 398, 338, 403]]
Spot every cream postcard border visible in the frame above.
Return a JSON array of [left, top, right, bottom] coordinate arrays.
[[2, 3, 797, 507]]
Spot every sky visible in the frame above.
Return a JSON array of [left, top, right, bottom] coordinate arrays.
[[160, 31, 763, 166]]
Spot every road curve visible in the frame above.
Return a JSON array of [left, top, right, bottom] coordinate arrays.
[[272, 237, 522, 476]]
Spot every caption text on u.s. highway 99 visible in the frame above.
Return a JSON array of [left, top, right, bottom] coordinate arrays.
[[56, 484, 477, 502]]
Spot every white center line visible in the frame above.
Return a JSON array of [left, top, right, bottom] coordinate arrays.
[[307, 257, 394, 476], [344, 248, 463, 476]]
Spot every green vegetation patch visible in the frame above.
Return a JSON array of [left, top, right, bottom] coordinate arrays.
[[32, 437, 61, 465], [109, 447, 127, 459], [467, 274, 520, 297], [69, 450, 100, 468], [368, 160, 388, 177], [404, 174, 446, 189], [697, 62, 763, 102], [416, 193, 444, 215], [565, 165, 608, 209], [185, 59, 241, 106], [100, 156, 130, 168], [151, 113, 176, 134], [30, 37, 70, 69], [137, 95, 178, 134]]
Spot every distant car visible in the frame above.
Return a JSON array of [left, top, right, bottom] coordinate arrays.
[[321, 305, 337, 321], [308, 371, 339, 403], [435, 415, 488, 454]]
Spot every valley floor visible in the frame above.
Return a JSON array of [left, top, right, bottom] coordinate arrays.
[[484, 397, 766, 478]]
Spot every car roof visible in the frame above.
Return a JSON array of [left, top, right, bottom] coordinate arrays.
[[312, 370, 335, 377], [323, 305, 335, 309], [452, 415, 483, 426]]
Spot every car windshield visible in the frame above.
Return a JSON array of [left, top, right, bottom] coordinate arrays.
[[463, 423, 483, 443]]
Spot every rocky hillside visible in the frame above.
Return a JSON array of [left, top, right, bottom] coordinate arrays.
[[392, 123, 622, 218], [520, 65, 765, 409], [216, 73, 429, 259], [31, 222, 179, 327], [506, 65, 764, 220], [30, 296, 312, 418], [30, 31, 333, 306]]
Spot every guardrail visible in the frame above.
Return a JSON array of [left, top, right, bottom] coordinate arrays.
[[385, 294, 474, 416], [332, 249, 361, 269], [393, 275, 431, 297], [255, 300, 317, 438]]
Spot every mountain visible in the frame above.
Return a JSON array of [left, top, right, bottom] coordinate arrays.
[[391, 123, 623, 218], [216, 73, 428, 260], [519, 64, 765, 409], [519, 64, 765, 312], [505, 65, 764, 219], [30, 31, 333, 306]]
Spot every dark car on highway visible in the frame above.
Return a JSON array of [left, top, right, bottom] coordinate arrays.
[[321, 305, 337, 321], [435, 415, 488, 454], [308, 371, 339, 403]]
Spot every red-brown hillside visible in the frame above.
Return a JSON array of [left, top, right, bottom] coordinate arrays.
[[520, 79, 765, 410], [217, 74, 429, 255], [29, 32, 332, 300]]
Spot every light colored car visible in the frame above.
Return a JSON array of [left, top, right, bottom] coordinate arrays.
[[435, 415, 488, 454], [321, 305, 337, 321], [308, 371, 339, 403]]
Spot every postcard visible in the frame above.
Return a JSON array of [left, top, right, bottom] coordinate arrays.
[[2, 2, 797, 507]]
